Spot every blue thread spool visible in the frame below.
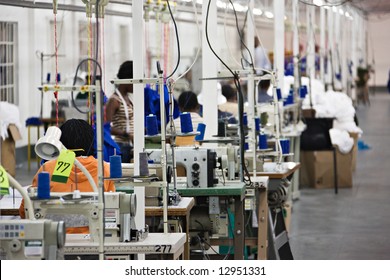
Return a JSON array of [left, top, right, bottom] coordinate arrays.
[[259, 134, 268, 150], [180, 112, 193, 133], [243, 113, 248, 126], [299, 86, 306, 98], [46, 73, 51, 83], [56, 73, 61, 83], [303, 85, 308, 97], [195, 123, 206, 141], [255, 117, 260, 132], [146, 114, 159, 136], [276, 88, 282, 100], [244, 142, 249, 150], [280, 139, 290, 154], [37, 172, 50, 199], [110, 155, 122, 178]]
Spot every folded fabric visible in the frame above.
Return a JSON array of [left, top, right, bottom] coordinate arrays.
[[329, 128, 354, 154]]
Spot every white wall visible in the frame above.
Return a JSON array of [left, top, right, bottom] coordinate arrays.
[[368, 17, 390, 87], [2, 2, 376, 151], [1, 4, 251, 150]]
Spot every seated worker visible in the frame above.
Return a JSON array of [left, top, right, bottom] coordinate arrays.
[[105, 61, 134, 163], [168, 91, 204, 133], [167, 91, 204, 146], [19, 119, 116, 233], [257, 79, 273, 103], [219, 83, 238, 118]]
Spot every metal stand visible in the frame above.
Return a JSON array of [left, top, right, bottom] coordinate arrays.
[[267, 206, 293, 260]]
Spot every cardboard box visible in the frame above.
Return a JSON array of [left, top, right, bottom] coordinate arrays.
[[300, 147, 353, 189], [0, 124, 22, 177], [349, 132, 359, 172]]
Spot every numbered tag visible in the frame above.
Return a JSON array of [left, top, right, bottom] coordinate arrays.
[[51, 150, 76, 183], [0, 165, 10, 195]]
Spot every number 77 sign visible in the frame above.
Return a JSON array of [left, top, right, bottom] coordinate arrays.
[[51, 150, 76, 183]]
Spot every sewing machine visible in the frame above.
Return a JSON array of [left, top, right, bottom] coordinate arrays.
[[213, 146, 239, 181], [0, 219, 65, 260], [146, 147, 219, 188], [27, 191, 147, 243]]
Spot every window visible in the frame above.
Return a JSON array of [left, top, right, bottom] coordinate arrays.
[[0, 22, 17, 104]]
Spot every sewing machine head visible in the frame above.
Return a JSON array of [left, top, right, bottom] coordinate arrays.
[[0, 219, 65, 260], [27, 191, 146, 243], [147, 147, 219, 188]]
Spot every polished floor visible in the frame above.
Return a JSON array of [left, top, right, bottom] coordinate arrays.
[[289, 90, 390, 260]]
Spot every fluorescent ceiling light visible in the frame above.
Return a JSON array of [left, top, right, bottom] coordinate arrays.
[[216, 0, 227, 9], [265, 11, 274, 19], [253, 8, 263, 16], [313, 0, 323, 6]]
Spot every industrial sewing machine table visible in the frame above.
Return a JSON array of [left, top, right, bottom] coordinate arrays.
[[64, 232, 186, 260]]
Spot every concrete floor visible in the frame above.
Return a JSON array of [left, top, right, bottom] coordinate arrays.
[[289, 91, 390, 260], [7, 90, 390, 260]]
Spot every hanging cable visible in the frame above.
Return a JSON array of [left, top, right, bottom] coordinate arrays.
[[53, 11, 59, 127], [174, 0, 201, 82], [205, 0, 251, 186], [228, 0, 254, 70], [223, 1, 243, 68], [165, 0, 180, 79]]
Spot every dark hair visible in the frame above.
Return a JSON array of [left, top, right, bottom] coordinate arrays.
[[178, 91, 199, 112], [221, 84, 236, 101], [117, 61, 133, 79], [259, 79, 271, 90], [60, 119, 95, 157]]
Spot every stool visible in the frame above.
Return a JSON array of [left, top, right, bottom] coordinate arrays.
[[26, 117, 44, 171]]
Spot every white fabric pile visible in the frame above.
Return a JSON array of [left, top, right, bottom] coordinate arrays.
[[329, 128, 354, 154], [0, 102, 21, 140], [281, 77, 363, 153]]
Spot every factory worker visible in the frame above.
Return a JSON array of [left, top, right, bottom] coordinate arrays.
[[257, 79, 273, 103], [19, 119, 116, 230], [106, 60, 134, 163], [169, 90, 204, 133]]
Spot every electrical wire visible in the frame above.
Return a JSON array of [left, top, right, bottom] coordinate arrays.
[[71, 58, 103, 114], [54, 12, 59, 127], [223, 2, 242, 68], [205, 0, 251, 186], [174, 0, 201, 82], [165, 0, 180, 79], [228, 0, 254, 69]]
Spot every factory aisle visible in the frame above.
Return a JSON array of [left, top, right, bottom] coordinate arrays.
[[289, 90, 390, 259]]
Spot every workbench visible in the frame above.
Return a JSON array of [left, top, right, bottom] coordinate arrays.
[[144, 197, 195, 260], [64, 232, 186, 260], [176, 182, 246, 260]]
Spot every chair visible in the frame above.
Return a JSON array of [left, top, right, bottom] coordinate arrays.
[[300, 117, 338, 194]]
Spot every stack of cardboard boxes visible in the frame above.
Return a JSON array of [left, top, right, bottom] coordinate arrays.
[[0, 124, 22, 177], [299, 112, 358, 189]]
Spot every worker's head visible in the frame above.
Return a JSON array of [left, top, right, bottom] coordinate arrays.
[[117, 61, 133, 79], [117, 60, 133, 92], [221, 84, 237, 102], [178, 91, 200, 113], [259, 79, 271, 91], [59, 119, 94, 157], [255, 36, 260, 48]]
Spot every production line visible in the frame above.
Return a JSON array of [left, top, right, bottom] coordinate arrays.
[[0, 0, 373, 263], [0, 65, 303, 260]]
